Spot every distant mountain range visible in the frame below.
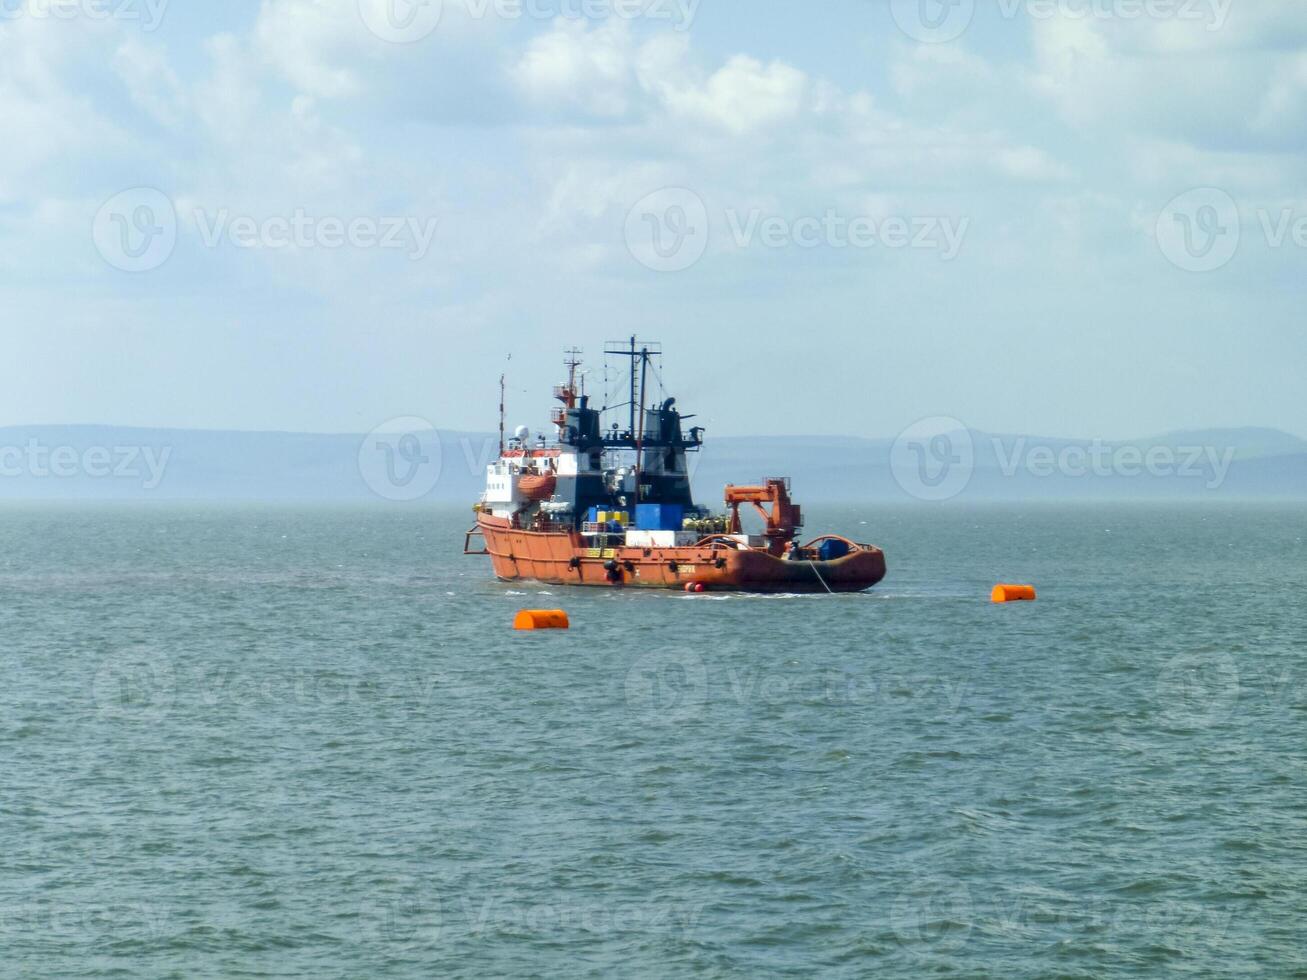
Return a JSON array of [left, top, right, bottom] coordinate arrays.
[[0, 424, 1303, 502]]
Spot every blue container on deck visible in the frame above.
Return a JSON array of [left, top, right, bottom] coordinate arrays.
[[817, 538, 850, 562], [635, 503, 684, 531]]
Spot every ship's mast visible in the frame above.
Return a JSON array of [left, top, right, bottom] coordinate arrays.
[[603, 337, 661, 438], [634, 347, 649, 504], [627, 336, 637, 436], [552, 348, 584, 437], [563, 347, 582, 407], [498, 372, 506, 455], [603, 336, 661, 504]]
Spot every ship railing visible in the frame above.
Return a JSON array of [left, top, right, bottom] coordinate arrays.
[[798, 534, 876, 554], [462, 527, 488, 555], [581, 522, 626, 536], [693, 534, 746, 550], [524, 517, 572, 533]]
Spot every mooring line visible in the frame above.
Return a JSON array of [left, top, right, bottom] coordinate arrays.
[[808, 561, 835, 594]]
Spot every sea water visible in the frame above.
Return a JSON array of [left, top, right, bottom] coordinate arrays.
[[2, 502, 1304, 977]]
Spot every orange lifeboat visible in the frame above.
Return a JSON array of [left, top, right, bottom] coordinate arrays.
[[518, 473, 557, 501]]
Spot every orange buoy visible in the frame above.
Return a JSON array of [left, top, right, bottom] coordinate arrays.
[[514, 609, 570, 630], [991, 584, 1036, 603]]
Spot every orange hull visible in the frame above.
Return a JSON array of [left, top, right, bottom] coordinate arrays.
[[473, 515, 886, 593]]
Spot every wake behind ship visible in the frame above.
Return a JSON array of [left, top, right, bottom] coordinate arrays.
[[464, 340, 886, 593]]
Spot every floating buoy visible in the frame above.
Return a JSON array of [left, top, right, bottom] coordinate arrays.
[[514, 609, 570, 630], [991, 584, 1036, 603], [684, 582, 706, 593]]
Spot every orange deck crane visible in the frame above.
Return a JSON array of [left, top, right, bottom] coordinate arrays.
[[724, 478, 804, 555]]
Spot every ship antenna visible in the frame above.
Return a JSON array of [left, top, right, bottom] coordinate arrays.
[[563, 347, 583, 406], [498, 371, 506, 456], [628, 335, 637, 438], [634, 341, 649, 505]]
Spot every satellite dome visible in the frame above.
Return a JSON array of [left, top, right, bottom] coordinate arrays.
[[514, 425, 530, 441]]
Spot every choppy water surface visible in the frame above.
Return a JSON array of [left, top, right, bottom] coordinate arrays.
[[1, 502, 1304, 977]]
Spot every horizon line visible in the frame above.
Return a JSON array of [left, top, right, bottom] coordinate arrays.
[[0, 422, 1304, 444]]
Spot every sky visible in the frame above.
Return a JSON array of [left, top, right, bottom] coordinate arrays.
[[1, 0, 1305, 440]]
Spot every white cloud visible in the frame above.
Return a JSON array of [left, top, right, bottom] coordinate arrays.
[[511, 18, 637, 119], [253, 0, 363, 99], [194, 33, 262, 148], [1253, 52, 1307, 139], [508, 19, 810, 133], [0, 17, 134, 202], [249, 0, 521, 123], [1028, 8, 1307, 152], [3, 4, 1305, 437], [987, 145, 1061, 181], [890, 42, 997, 101], [660, 54, 808, 134], [112, 36, 186, 126]]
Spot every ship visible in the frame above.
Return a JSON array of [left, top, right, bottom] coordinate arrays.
[[464, 340, 886, 593]]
